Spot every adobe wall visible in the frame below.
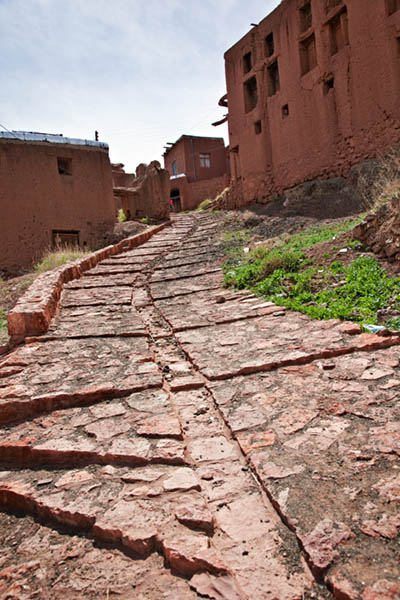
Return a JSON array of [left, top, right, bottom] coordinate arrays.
[[113, 161, 170, 222], [0, 139, 115, 275], [224, 0, 400, 207], [170, 174, 230, 211]]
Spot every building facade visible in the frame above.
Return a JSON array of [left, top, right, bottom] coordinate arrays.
[[163, 135, 229, 211], [223, 0, 400, 206], [0, 131, 115, 275]]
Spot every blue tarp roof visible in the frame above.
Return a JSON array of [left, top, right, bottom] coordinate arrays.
[[0, 130, 109, 150]]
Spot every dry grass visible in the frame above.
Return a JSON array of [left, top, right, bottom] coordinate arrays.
[[359, 146, 400, 211], [34, 244, 91, 274]]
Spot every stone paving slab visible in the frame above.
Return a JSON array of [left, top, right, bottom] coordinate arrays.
[[157, 254, 222, 269], [0, 466, 226, 578], [150, 265, 222, 283], [65, 273, 138, 288], [0, 512, 201, 599], [100, 255, 154, 265], [164, 247, 213, 260], [150, 271, 223, 300], [176, 313, 400, 379], [156, 288, 285, 331], [0, 389, 186, 469], [61, 285, 133, 307], [44, 304, 146, 339], [81, 263, 144, 276], [0, 337, 161, 424], [208, 347, 400, 596]]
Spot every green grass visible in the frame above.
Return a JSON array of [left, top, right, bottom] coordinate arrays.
[[140, 216, 149, 225], [0, 309, 6, 334], [117, 208, 127, 223], [35, 246, 91, 274], [197, 198, 212, 211], [223, 218, 400, 330]]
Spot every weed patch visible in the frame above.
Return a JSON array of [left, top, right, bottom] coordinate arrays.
[[117, 209, 127, 223], [0, 309, 6, 334], [223, 218, 400, 330], [35, 246, 90, 274]]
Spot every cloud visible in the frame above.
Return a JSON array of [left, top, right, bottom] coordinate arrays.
[[0, 0, 280, 170]]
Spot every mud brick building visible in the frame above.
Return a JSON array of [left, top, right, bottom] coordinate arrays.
[[0, 131, 115, 275], [112, 161, 170, 222], [223, 0, 400, 207], [163, 135, 229, 211]]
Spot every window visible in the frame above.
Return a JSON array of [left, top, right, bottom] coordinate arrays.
[[254, 121, 262, 135], [387, 0, 400, 14], [300, 33, 317, 75], [243, 76, 258, 112], [171, 160, 177, 176], [267, 60, 280, 96], [52, 230, 79, 247], [282, 104, 289, 118], [57, 157, 72, 176], [265, 33, 275, 57], [300, 2, 312, 32], [243, 52, 252, 74], [329, 8, 349, 54], [199, 153, 211, 168]]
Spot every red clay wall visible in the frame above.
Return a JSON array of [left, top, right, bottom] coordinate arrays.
[[225, 0, 400, 206], [164, 135, 229, 210], [170, 174, 230, 211], [0, 140, 115, 274]]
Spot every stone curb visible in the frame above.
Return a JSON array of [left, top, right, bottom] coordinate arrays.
[[7, 222, 170, 346]]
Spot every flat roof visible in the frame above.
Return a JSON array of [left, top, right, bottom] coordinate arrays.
[[0, 130, 109, 150], [163, 134, 225, 156]]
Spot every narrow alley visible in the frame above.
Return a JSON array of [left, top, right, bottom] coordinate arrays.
[[0, 215, 399, 600]]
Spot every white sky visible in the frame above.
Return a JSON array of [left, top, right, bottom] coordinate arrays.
[[0, 0, 280, 172]]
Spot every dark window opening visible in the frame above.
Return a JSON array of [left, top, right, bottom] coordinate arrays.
[[282, 104, 289, 118], [199, 153, 211, 168], [57, 157, 72, 176], [171, 160, 177, 176], [243, 51, 252, 74], [52, 230, 79, 247], [254, 120, 262, 135], [267, 60, 280, 96], [387, 0, 400, 14], [329, 8, 349, 54], [243, 76, 258, 112], [265, 33, 275, 57], [300, 33, 317, 75], [323, 75, 335, 94], [324, 0, 343, 14], [300, 2, 312, 32]]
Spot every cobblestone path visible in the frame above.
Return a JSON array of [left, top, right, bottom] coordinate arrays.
[[0, 214, 399, 599]]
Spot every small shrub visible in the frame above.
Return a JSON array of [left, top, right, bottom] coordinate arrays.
[[117, 209, 127, 223], [198, 198, 212, 211], [141, 216, 149, 225]]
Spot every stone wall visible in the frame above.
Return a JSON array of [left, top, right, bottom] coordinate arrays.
[[224, 0, 400, 209]]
